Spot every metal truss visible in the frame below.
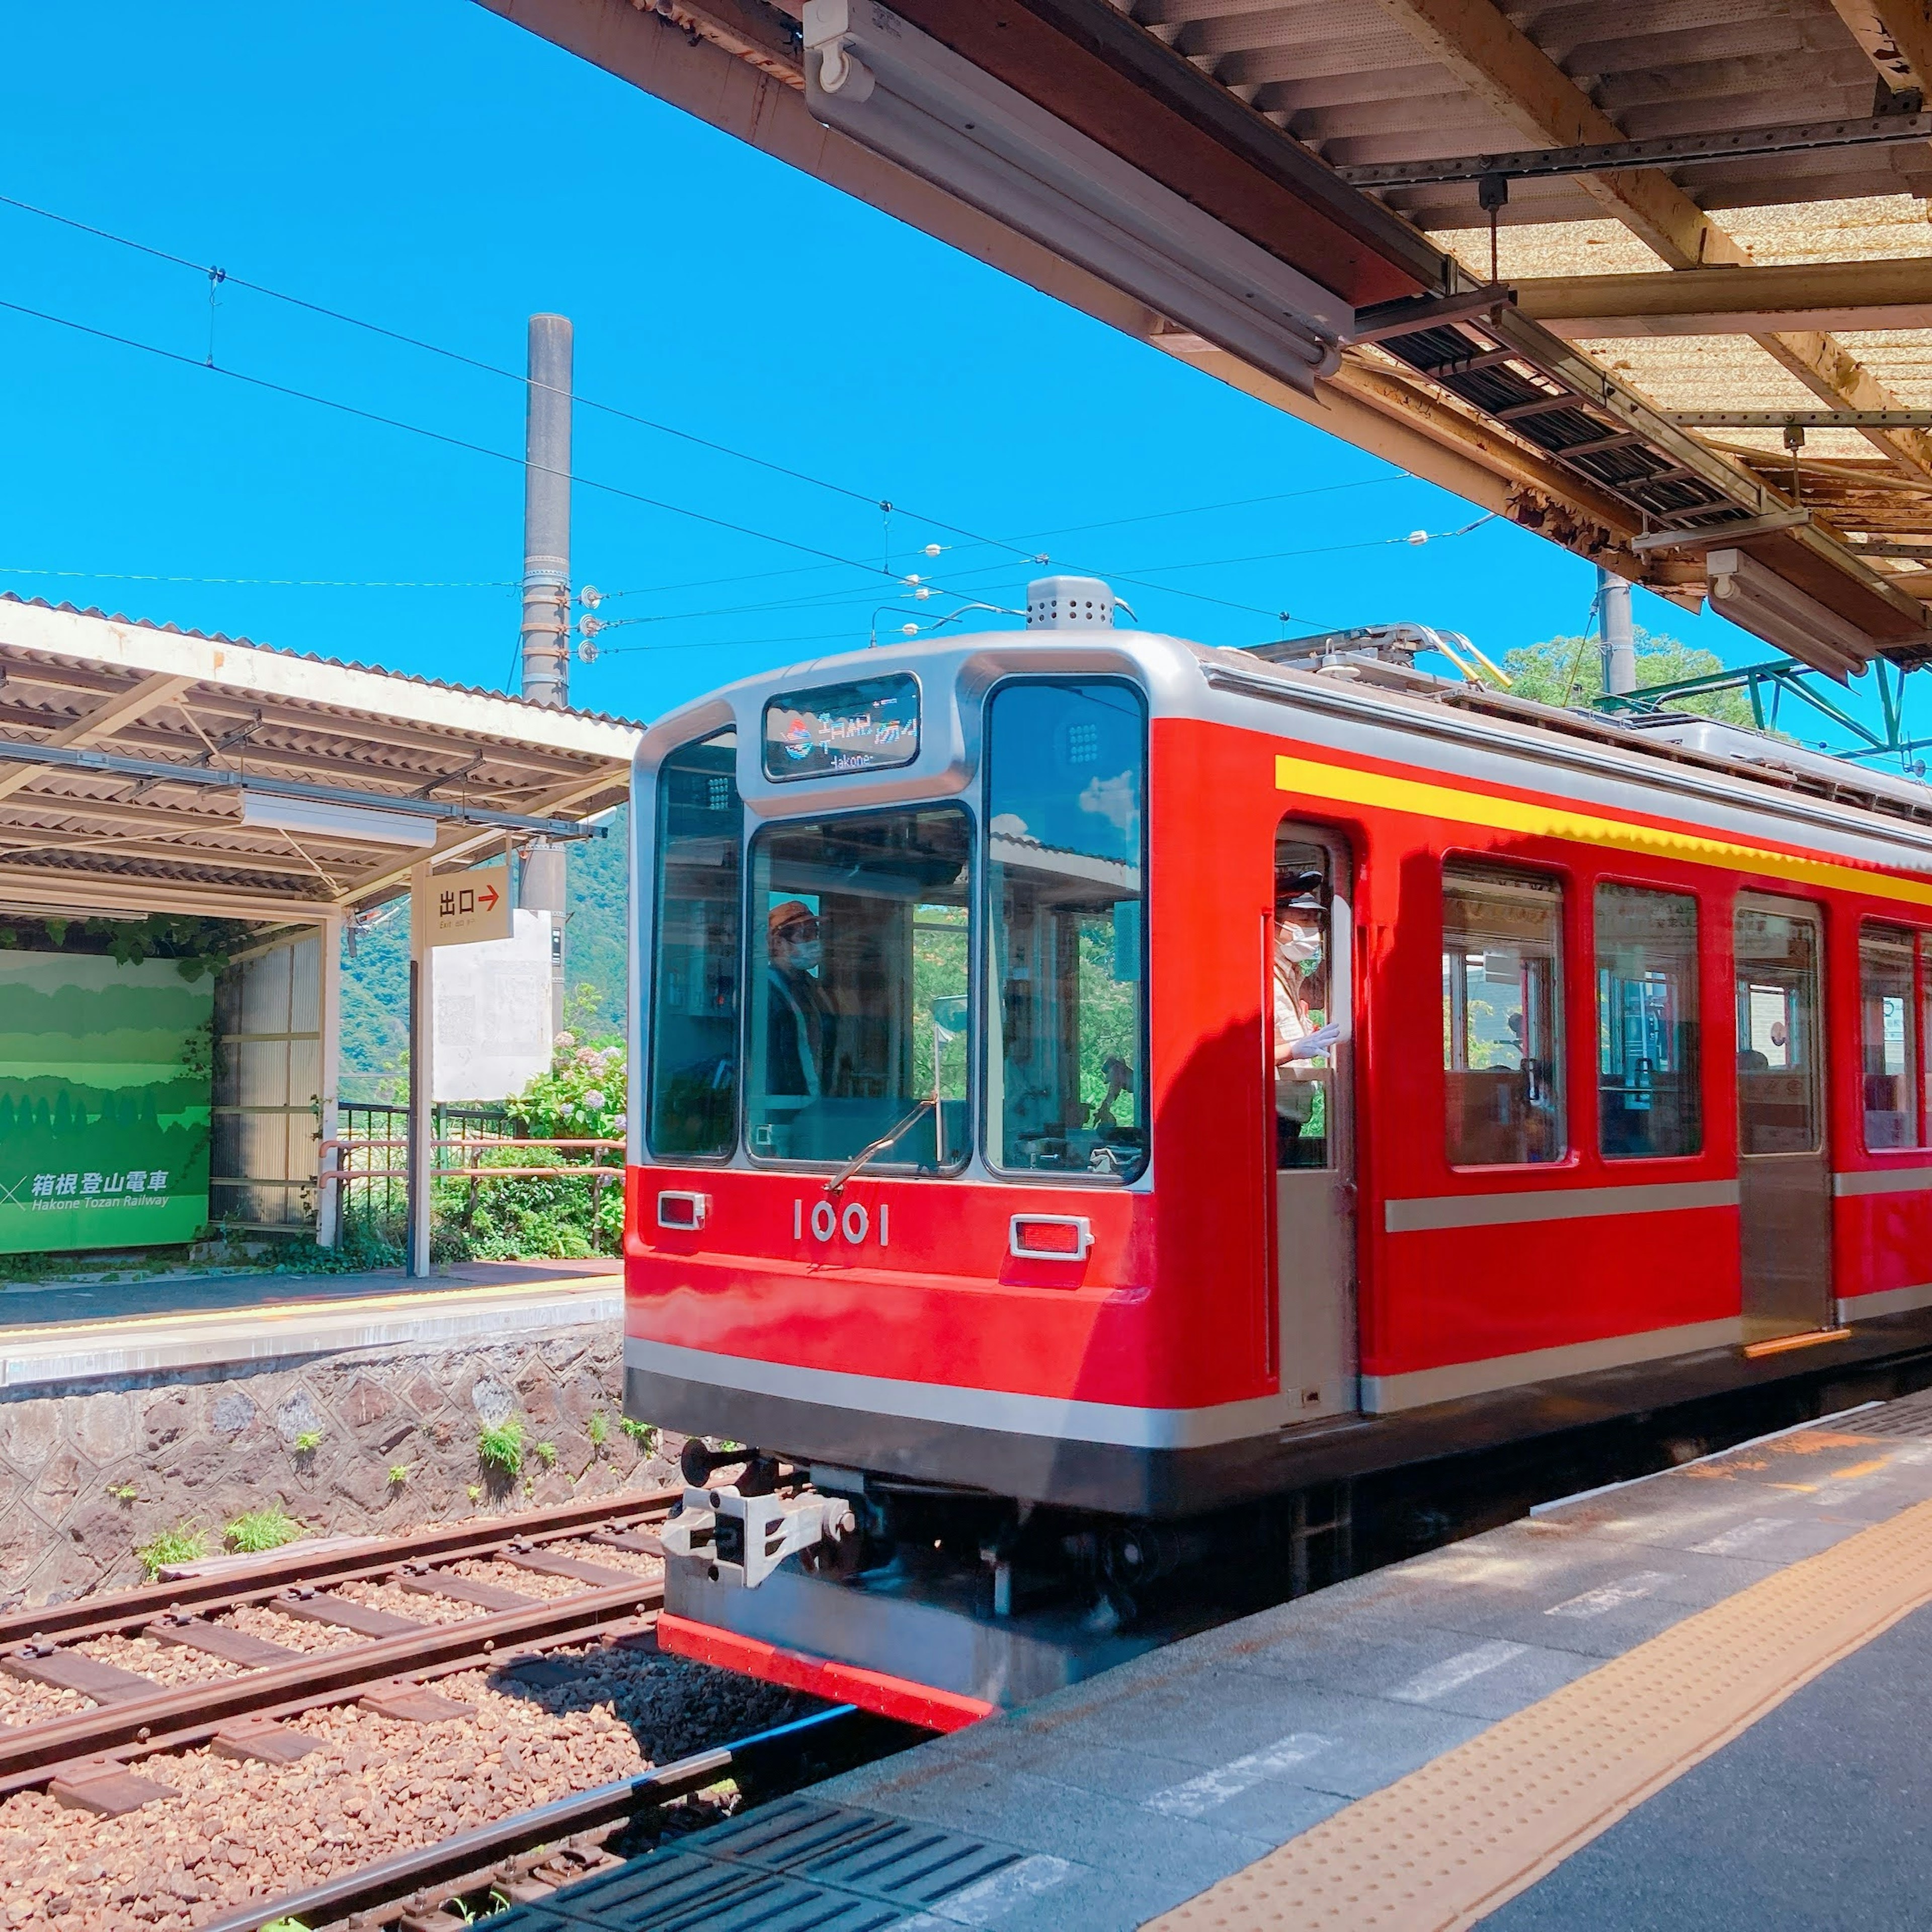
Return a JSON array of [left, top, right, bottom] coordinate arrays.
[[1593, 656, 1932, 766]]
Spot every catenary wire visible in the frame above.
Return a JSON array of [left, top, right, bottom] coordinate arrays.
[[0, 294, 974, 588], [0, 192, 1050, 565]]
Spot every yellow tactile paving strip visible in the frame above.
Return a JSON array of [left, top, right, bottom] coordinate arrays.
[[1148, 1439, 1932, 1932]]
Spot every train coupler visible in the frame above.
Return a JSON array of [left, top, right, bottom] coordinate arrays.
[[661, 1482, 858, 1589]]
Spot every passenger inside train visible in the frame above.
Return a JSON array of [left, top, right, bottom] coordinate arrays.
[[1274, 850, 1342, 1168]]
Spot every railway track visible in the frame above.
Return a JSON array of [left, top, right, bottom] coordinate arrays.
[[198, 1705, 895, 1932], [0, 1488, 677, 1810]]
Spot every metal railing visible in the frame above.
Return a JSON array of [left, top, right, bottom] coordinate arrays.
[[325, 1102, 622, 1247]]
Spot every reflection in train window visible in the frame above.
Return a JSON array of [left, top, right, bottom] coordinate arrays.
[[1443, 865, 1565, 1166], [1734, 908, 1822, 1156], [648, 730, 742, 1158], [985, 681, 1147, 1181], [1861, 924, 1922, 1151], [745, 806, 973, 1171], [1597, 884, 1701, 1159]]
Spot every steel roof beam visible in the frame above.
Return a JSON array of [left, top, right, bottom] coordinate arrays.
[[0, 740, 606, 840], [1673, 409, 1932, 429], [1519, 258, 1932, 339], [1370, 0, 1932, 485], [1333, 112, 1932, 189]]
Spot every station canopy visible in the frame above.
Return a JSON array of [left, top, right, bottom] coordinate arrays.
[[0, 596, 639, 930], [496, 0, 1932, 677]]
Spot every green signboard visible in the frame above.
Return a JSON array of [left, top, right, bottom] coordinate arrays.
[[0, 954, 212, 1253]]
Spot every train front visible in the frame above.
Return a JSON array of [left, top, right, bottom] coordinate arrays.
[[624, 579, 1262, 1719]]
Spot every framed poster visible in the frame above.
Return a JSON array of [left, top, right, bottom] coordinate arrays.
[[0, 954, 213, 1253]]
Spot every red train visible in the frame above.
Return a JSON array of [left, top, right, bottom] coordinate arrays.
[[627, 577, 1932, 1721]]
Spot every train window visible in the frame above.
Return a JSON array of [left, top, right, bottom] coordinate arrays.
[[985, 681, 1147, 1181], [745, 804, 972, 1170], [1861, 925, 1922, 1150], [1274, 837, 1337, 1170], [1734, 906, 1823, 1156], [1596, 884, 1701, 1159], [648, 730, 742, 1159], [1442, 865, 1565, 1166]]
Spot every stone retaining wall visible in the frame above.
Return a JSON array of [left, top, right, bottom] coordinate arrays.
[[0, 1323, 682, 1606]]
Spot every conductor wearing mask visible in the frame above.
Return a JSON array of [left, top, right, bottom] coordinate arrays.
[[765, 901, 839, 1098], [1274, 871, 1343, 1161]]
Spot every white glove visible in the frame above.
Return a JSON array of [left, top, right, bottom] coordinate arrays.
[[1284, 1021, 1344, 1062]]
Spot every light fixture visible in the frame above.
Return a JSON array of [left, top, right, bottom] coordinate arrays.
[[1704, 548, 1878, 680], [241, 792, 438, 847], [801, 0, 1349, 394]]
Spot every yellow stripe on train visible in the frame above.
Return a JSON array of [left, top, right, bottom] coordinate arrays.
[[1274, 752, 1932, 910]]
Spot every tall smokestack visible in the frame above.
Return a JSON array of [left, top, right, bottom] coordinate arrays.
[[520, 314, 573, 708], [520, 314, 572, 1034]]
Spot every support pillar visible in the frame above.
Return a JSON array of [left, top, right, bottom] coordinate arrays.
[[406, 860, 436, 1278], [1598, 565, 1637, 697], [315, 911, 342, 1249]]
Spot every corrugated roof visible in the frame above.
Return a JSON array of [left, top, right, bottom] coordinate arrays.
[[0, 594, 647, 734]]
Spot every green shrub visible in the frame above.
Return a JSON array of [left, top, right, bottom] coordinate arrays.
[[224, 1506, 303, 1554], [534, 1440, 557, 1468], [293, 1428, 324, 1455], [620, 1417, 655, 1450], [137, 1523, 207, 1579], [387, 1463, 409, 1486], [588, 1412, 609, 1448], [478, 1416, 526, 1477]]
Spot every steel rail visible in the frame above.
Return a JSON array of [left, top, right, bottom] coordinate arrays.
[[0, 1604, 661, 1803], [0, 1573, 665, 1792], [197, 1705, 872, 1932], [0, 1486, 676, 1648]]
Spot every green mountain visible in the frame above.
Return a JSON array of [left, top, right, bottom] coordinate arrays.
[[338, 807, 629, 1103]]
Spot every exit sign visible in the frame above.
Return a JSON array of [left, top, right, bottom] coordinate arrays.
[[429, 859, 513, 947]]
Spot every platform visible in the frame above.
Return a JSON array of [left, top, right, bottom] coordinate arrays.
[[516, 1387, 1932, 1930], [0, 1256, 621, 1391]]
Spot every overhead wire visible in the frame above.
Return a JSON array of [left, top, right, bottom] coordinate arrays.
[[0, 196, 1501, 648], [0, 294, 971, 587], [0, 191, 1050, 566]]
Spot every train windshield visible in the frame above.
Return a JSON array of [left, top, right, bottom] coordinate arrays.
[[746, 805, 972, 1170], [985, 681, 1148, 1180]]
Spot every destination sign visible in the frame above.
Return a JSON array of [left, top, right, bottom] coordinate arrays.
[[763, 674, 920, 780]]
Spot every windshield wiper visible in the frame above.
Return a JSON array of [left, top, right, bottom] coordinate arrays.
[[825, 1097, 935, 1196]]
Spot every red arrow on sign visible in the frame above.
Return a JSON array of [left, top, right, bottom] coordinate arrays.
[[478, 884, 500, 911]]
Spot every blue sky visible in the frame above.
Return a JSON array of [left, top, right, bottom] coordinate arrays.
[[0, 2, 1860, 735]]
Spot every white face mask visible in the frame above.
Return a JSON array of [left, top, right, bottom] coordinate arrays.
[[1276, 923, 1321, 966], [789, 939, 824, 973]]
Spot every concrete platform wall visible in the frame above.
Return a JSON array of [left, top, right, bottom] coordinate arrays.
[[0, 1322, 678, 1606]]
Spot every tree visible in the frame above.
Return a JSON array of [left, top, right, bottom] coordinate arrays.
[[1500, 628, 1757, 730]]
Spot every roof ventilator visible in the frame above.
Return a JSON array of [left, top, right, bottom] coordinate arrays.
[[1025, 575, 1128, 631]]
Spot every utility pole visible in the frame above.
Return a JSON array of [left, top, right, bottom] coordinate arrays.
[[1597, 564, 1636, 698], [520, 314, 572, 1034]]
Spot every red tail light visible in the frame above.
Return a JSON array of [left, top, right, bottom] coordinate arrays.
[[1009, 1215, 1092, 1260]]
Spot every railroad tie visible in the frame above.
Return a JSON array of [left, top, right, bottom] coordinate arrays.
[[273, 1590, 426, 1639], [501, 1547, 640, 1589], [48, 1759, 177, 1816], [395, 1569, 540, 1613], [2, 1646, 161, 1704], [211, 1715, 323, 1765], [586, 1525, 665, 1558], [142, 1613, 302, 1668], [360, 1682, 473, 1725]]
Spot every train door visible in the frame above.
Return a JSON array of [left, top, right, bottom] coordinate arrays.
[[1271, 825, 1357, 1418], [1734, 895, 1834, 1338]]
